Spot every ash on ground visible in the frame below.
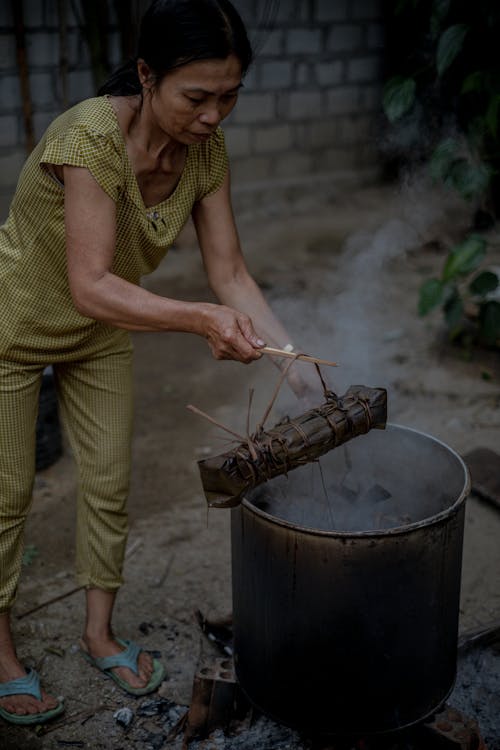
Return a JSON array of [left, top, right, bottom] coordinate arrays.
[[165, 648, 500, 750], [450, 645, 500, 750], [182, 716, 304, 750]]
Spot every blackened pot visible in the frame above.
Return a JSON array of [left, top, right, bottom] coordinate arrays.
[[231, 424, 470, 735]]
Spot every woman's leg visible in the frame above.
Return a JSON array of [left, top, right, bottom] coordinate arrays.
[[55, 349, 133, 593], [81, 589, 153, 687], [54, 344, 152, 688], [0, 612, 59, 715], [0, 361, 59, 715]]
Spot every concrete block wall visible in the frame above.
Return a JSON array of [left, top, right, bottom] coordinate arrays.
[[228, 0, 385, 213], [0, 0, 385, 218]]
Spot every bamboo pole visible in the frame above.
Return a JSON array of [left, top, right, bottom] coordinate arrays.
[[80, 0, 111, 92], [260, 346, 338, 367], [57, 0, 69, 110], [11, 0, 35, 153]]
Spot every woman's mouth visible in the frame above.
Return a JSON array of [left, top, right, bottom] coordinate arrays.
[[192, 131, 212, 140]]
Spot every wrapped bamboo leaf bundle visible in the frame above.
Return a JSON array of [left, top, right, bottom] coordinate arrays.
[[197, 385, 387, 508]]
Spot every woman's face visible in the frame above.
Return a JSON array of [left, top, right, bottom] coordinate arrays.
[[139, 55, 243, 144]]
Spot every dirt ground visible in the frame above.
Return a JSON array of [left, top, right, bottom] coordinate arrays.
[[2, 181, 500, 749]]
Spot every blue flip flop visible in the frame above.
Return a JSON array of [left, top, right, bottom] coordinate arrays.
[[0, 668, 64, 725], [80, 638, 166, 696]]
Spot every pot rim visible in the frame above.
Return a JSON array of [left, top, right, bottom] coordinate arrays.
[[239, 422, 471, 538]]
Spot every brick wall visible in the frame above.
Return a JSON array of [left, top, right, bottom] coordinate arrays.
[[0, 0, 385, 218]]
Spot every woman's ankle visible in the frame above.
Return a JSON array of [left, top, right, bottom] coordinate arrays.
[[81, 628, 114, 647], [83, 588, 117, 648], [0, 655, 26, 682], [0, 612, 25, 681]]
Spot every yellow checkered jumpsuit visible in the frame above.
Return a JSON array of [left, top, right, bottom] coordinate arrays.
[[0, 97, 228, 612]]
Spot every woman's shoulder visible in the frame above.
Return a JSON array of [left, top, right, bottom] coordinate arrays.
[[36, 97, 125, 201], [44, 96, 119, 142]]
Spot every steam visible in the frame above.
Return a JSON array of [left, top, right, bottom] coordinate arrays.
[[248, 175, 473, 532], [249, 424, 466, 533], [266, 173, 472, 407]]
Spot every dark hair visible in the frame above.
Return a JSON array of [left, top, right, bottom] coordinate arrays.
[[98, 0, 253, 96]]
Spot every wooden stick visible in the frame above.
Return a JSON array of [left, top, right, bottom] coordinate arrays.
[[57, 0, 69, 110], [458, 620, 500, 652], [16, 538, 143, 620], [12, 0, 35, 153], [261, 346, 338, 367], [37, 704, 117, 735], [186, 404, 246, 442]]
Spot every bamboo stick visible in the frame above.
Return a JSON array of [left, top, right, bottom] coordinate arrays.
[[12, 0, 34, 153], [458, 620, 500, 652], [16, 537, 143, 619], [260, 346, 338, 367], [57, 0, 69, 110], [36, 704, 117, 736], [186, 404, 246, 442]]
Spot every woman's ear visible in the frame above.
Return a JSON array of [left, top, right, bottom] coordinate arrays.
[[137, 59, 154, 90]]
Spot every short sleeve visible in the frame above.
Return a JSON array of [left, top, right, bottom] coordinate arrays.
[[195, 127, 229, 201], [40, 126, 124, 203]]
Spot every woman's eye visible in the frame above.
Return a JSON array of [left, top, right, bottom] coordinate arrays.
[[187, 96, 203, 104]]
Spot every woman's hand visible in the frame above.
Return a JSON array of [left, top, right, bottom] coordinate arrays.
[[283, 359, 335, 408], [201, 304, 265, 363]]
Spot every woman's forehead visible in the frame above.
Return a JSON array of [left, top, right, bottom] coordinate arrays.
[[168, 55, 242, 90]]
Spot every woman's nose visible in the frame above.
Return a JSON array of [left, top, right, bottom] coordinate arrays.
[[199, 105, 221, 127]]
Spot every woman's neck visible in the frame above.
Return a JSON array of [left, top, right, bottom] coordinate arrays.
[[111, 95, 181, 161]]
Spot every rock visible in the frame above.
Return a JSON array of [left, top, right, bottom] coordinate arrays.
[[113, 707, 134, 728], [142, 731, 166, 750], [137, 697, 175, 717]]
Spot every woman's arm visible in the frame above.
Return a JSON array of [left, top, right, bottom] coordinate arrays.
[[63, 164, 263, 362], [192, 170, 293, 348], [192, 170, 325, 401]]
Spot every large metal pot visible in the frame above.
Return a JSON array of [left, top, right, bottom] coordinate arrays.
[[231, 424, 470, 736]]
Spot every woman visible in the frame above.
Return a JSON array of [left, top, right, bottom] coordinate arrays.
[[0, 0, 310, 725]]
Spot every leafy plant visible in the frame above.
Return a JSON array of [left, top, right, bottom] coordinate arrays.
[[382, 0, 500, 350], [418, 236, 499, 346]]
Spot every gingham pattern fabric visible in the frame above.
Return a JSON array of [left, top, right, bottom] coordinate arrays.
[[0, 95, 228, 363], [0, 344, 133, 612], [0, 96, 228, 611]]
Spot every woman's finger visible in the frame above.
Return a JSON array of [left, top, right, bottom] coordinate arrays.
[[236, 314, 265, 349], [204, 306, 264, 362]]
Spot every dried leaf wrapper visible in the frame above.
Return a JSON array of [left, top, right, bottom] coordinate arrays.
[[197, 385, 387, 508]]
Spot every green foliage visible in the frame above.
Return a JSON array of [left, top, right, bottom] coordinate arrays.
[[444, 291, 464, 337], [479, 301, 500, 345], [442, 236, 487, 279], [382, 0, 499, 200], [461, 71, 485, 94], [418, 238, 499, 348], [383, 77, 417, 123], [486, 94, 500, 137], [469, 270, 498, 295], [418, 278, 445, 315], [395, 0, 420, 16], [430, 139, 494, 199], [384, 0, 500, 353], [436, 24, 468, 76], [430, 0, 451, 39]]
